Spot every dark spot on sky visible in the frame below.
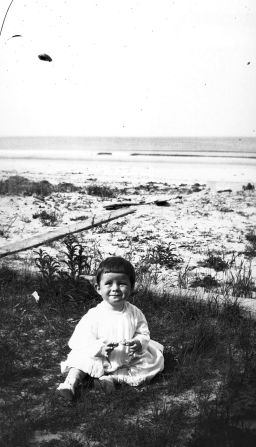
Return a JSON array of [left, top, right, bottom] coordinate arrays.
[[38, 53, 52, 62], [247, 61, 251, 65]]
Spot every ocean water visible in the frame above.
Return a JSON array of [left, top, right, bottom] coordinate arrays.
[[0, 137, 255, 188]]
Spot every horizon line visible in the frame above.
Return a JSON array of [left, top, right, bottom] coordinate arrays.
[[0, 135, 256, 139]]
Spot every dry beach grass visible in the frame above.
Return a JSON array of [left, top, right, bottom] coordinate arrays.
[[0, 175, 256, 446], [0, 175, 255, 296]]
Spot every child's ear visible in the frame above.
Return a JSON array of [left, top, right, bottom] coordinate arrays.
[[95, 282, 101, 294]]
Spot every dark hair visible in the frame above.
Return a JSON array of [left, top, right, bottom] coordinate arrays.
[[96, 257, 136, 289]]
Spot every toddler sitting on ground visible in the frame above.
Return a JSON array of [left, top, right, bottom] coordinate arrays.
[[57, 256, 164, 400]]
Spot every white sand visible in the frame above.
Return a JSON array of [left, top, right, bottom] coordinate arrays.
[[0, 160, 255, 291]]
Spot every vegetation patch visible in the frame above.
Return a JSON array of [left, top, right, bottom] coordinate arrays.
[[0, 176, 82, 197], [198, 253, 230, 272], [0, 176, 53, 196], [245, 230, 256, 259], [223, 260, 255, 298], [33, 210, 60, 226], [86, 184, 119, 198], [34, 236, 101, 306], [243, 183, 255, 191], [190, 274, 220, 290], [1, 256, 256, 446], [140, 242, 182, 272]]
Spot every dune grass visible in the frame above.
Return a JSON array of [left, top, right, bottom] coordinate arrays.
[[0, 176, 128, 202], [1, 258, 256, 447], [0, 176, 83, 197]]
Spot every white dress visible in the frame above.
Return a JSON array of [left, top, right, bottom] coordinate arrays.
[[60, 300, 164, 386]]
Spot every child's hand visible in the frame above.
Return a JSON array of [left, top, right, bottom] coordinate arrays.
[[101, 342, 118, 357], [121, 339, 142, 356]]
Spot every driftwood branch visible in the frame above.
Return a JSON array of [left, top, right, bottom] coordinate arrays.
[[0, 208, 136, 259], [104, 199, 171, 211]]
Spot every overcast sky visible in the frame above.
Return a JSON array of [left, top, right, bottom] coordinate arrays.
[[0, 0, 255, 137]]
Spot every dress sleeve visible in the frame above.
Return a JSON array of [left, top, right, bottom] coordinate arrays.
[[68, 309, 106, 357], [133, 308, 150, 350]]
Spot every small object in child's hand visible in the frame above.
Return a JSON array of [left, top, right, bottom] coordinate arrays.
[[121, 340, 131, 346]]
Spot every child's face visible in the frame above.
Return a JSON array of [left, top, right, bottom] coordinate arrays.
[[96, 272, 132, 310]]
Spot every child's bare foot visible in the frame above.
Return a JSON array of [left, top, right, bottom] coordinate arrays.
[[94, 376, 115, 393], [56, 383, 74, 401]]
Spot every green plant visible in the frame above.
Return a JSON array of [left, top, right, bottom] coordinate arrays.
[[245, 230, 256, 258], [242, 183, 255, 191], [34, 239, 100, 306], [35, 210, 59, 226], [0, 215, 17, 238], [223, 260, 255, 298], [35, 249, 60, 285], [177, 262, 192, 288], [198, 252, 230, 272], [0, 176, 53, 196], [220, 298, 243, 324], [56, 182, 81, 193], [86, 184, 118, 198], [62, 236, 91, 280], [139, 242, 182, 284], [190, 275, 219, 290]]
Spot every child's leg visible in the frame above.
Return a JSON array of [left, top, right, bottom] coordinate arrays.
[[57, 368, 86, 400]]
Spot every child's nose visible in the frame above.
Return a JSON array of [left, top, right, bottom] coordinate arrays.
[[111, 282, 120, 290]]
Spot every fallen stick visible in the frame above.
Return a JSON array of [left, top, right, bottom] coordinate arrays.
[[104, 202, 145, 210], [103, 198, 171, 210], [0, 208, 136, 259]]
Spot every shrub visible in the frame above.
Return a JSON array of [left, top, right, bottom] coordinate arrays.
[[0, 176, 53, 196], [142, 242, 182, 270], [33, 210, 60, 226], [56, 182, 81, 193], [198, 253, 229, 272], [242, 183, 255, 191], [35, 249, 60, 285], [0, 176, 83, 196], [86, 184, 118, 198], [223, 260, 255, 298], [61, 236, 91, 280], [34, 237, 101, 306], [245, 231, 256, 258], [190, 275, 220, 290]]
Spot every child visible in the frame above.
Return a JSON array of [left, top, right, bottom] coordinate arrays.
[[57, 256, 164, 400]]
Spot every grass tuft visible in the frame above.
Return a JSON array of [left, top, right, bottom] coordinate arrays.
[[0, 176, 53, 196], [0, 176, 82, 197], [198, 253, 230, 272], [86, 184, 118, 198]]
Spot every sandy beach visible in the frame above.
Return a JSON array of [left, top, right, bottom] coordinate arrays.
[[1, 147, 256, 447], [0, 161, 255, 294]]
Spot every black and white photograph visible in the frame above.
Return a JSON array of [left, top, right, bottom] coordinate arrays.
[[0, 1, 256, 445]]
